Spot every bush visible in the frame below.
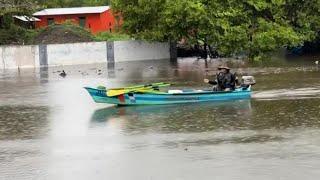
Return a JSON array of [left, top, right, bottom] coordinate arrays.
[[32, 21, 94, 44], [0, 24, 37, 45], [95, 32, 131, 41]]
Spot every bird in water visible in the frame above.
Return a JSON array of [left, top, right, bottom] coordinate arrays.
[[59, 70, 67, 78]]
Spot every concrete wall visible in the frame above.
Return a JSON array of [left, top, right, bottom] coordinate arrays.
[[47, 42, 107, 66], [114, 41, 170, 62], [0, 45, 37, 69], [0, 47, 3, 69], [0, 40, 173, 69], [34, 46, 40, 68]]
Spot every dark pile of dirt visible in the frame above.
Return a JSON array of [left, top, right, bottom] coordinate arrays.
[[33, 24, 94, 44]]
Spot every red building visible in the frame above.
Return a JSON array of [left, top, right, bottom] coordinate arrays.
[[33, 6, 120, 34]]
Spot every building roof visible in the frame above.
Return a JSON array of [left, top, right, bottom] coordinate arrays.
[[13, 15, 40, 22], [33, 6, 110, 16]]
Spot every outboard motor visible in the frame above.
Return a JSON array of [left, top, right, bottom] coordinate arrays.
[[240, 76, 256, 90], [241, 76, 256, 86]]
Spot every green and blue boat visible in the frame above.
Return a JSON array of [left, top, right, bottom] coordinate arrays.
[[84, 82, 253, 106]]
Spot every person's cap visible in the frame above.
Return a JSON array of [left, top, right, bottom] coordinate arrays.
[[218, 66, 230, 70]]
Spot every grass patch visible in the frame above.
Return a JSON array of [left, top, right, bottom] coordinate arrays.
[[95, 31, 132, 41]]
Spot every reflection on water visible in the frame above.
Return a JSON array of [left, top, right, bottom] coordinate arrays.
[[89, 98, 320, 135], [39, 67, 49, 84], [1, 58, 320, 180], [90, 100, 252, 133]]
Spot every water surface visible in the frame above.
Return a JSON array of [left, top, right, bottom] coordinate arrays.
[[0, 58, 320, 180]]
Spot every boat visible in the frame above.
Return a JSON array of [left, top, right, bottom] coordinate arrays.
[[84, 85, 252, 106], [85, 76, 255, 106]]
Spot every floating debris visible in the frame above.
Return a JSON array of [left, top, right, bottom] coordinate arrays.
[[59, 70, 66, 78]]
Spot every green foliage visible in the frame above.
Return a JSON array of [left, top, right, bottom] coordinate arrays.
[[0, 0, 37, 15], [111, 0, 166, 41], [112, 0, 320, 60], [95, 32, 131, 41], [0, 0, 38, 45], [0, 24, 36, 45], [2, 14, 14, 29], [56, 20, 94, 38]]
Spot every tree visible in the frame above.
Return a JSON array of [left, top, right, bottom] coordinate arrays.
[[111, 0, 166, 40], [209, 0, 304, 59], [111, 0, 320, 60], [0, 0, 38, 45], [0, 0, 36, 15]]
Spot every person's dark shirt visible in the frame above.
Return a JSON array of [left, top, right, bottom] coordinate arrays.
[[208, 72, 237, 91]]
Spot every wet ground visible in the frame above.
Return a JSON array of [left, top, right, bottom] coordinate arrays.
[[0, 57, 320, 180]]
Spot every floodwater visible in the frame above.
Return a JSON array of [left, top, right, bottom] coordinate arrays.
[[0, 57, 320, 180]]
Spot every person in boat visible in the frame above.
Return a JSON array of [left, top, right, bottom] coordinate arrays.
[[204, 66, 238, 91]]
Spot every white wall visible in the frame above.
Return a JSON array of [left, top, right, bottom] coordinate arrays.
[[0, 47, 3, 69], [47, 42, 107, 66], [0, 40, 172, 69], [114, 41, 170, 62], [34, 46, 40, 68], [0, 45, 36, 69]]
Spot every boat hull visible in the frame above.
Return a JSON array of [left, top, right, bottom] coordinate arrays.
[[85, 87, 252, 105]]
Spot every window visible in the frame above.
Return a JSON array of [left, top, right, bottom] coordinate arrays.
[[109, 22, 111, 26], [47, 18, 54, 25], [79, 17, 86, 28]]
